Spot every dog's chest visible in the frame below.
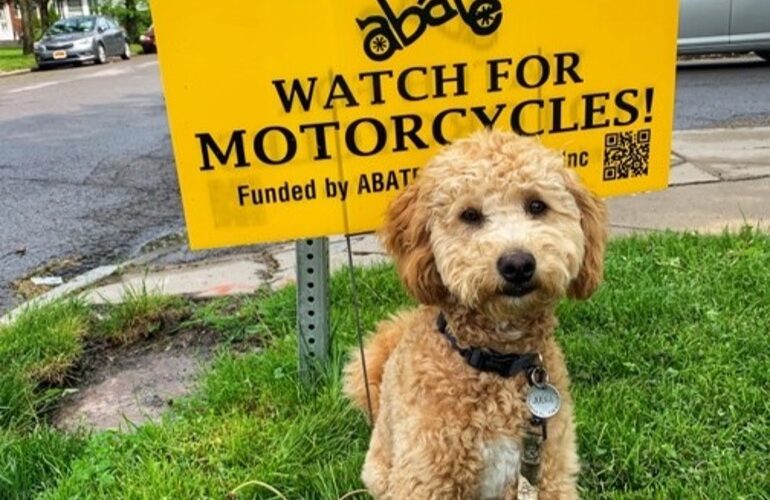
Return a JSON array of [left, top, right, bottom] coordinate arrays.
[[478, 437, 520, 499]]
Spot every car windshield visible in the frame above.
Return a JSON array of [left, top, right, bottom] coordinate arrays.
[[47, 17, 96, 35]]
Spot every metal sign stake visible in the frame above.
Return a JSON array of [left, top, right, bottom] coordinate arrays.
[[296, 237, 331, 381]]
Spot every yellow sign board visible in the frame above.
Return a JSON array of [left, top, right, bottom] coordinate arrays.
[[152, 0, 679, 249]]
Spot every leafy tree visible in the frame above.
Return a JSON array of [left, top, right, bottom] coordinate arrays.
[[18, 0, 35, 54], [37, 0, 52, 32], [123, 0, 137, 43], [29, 1, 59, 40], [97, 0, 151, 43]]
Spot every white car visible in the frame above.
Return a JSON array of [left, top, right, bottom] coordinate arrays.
[[679, 0, 770, 60]]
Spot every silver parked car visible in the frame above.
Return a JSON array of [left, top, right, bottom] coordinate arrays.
[[679, 0, 770, 60], [34, 15, 130, 69]]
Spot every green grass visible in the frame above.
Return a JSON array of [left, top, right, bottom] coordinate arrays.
[[0, 301, 89, 431], [94, 285, 189, 345], [0, 46, 34, 72], [0, 44, 146, 74], [0, 428, 85, 498], [1, 230, 769, 499]]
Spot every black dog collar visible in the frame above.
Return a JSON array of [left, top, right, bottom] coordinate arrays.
[[436, 312, 541, 378]]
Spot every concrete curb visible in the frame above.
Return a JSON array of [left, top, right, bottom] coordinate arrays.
[[0, 68, 32, 78], [0, 242, 185, 326], [0, 265, 118, 326], [676, 55, 766, 67]]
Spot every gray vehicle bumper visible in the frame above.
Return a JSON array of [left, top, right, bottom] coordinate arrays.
[[35, 49, 97, 67]]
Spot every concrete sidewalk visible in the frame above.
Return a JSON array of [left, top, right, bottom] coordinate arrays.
[[5, 126, 770, 316], [612, 127, 770, 233]]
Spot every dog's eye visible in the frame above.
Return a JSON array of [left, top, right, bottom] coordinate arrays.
[[459, 208, 483, 224], [527, 200, 548, 216]]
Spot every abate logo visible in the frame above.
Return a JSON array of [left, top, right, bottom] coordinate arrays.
[[357, 0, 503, 61]]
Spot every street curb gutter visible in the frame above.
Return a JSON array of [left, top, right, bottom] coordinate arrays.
[[0, 265, 118, 326], [0, 68, 32, 78], [0, 243, 185, 326]]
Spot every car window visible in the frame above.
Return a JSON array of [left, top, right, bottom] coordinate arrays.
[[47, 17, 96, 35]]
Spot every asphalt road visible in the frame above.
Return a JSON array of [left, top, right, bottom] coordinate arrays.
[[0, 55, 182, 314], [675, 56, 770, 129], [1, 54, 769, 314]]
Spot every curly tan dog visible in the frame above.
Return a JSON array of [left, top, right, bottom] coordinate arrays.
[[344, 130, 607, 499]]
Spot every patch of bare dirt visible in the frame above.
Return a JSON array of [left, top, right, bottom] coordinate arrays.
[[12, 255, 85, 300], [54, 327, 221, 432]]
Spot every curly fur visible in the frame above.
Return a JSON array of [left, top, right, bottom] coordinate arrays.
[[344, 131, 608, 499]]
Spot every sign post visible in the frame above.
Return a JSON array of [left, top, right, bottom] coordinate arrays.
[[296, 238, 331, 380]]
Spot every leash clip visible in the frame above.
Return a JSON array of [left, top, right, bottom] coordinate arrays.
[[528, 365, 549, 388]]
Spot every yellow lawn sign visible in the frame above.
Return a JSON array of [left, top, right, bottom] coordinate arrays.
[[151, 0, 679, 249]]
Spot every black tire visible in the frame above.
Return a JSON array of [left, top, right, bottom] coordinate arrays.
[[95, 43, 107, 64], [756, 51, 770, 62], [121, 41, 131, 60]]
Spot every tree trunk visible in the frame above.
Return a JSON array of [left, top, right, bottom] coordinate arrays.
[[124, 0, 138, 43], [39, 0, 50, 32], [19, 0, 35, 55]]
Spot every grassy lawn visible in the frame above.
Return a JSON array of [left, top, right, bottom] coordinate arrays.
[[1, 230, 768, 499], [0, 44, 146, 74], [0, 46, 34, 72]]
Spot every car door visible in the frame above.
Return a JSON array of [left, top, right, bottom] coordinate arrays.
[[100, 17, 119, 55], [96, 17, 112, 54], [679, 0, 732, 53], [107, 18, 121, 55], [730, 0, 770, 50], [107, 18, 125, 55]]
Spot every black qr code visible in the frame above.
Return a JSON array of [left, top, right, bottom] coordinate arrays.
[[603, 129, 651, 181]]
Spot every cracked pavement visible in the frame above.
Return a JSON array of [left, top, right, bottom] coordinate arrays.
[[0, 56, 184, 314]]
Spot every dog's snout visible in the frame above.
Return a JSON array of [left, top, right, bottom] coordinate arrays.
[[497, 252, 536, 284]]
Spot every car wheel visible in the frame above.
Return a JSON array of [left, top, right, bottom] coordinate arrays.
[[121, 41, 131, 60], [95, 44, 107, 64], [756, 51, 770, 62]]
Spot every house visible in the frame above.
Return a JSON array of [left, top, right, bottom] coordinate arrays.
[[0, 0, 94, 42], [53, 0, 97, 18], [0, 1, 18, 41]]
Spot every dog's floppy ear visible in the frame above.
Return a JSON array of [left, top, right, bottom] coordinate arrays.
[[565, 172, 608, 299], [380, 181, 448, 304]]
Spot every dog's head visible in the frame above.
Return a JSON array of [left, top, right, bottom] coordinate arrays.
[[381, 130, 607, 319]]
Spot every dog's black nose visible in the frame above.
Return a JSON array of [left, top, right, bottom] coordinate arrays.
[[497, 252, 536, 284]]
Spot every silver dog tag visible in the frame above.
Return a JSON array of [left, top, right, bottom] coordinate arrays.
[[526, 383, 561, 419]]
